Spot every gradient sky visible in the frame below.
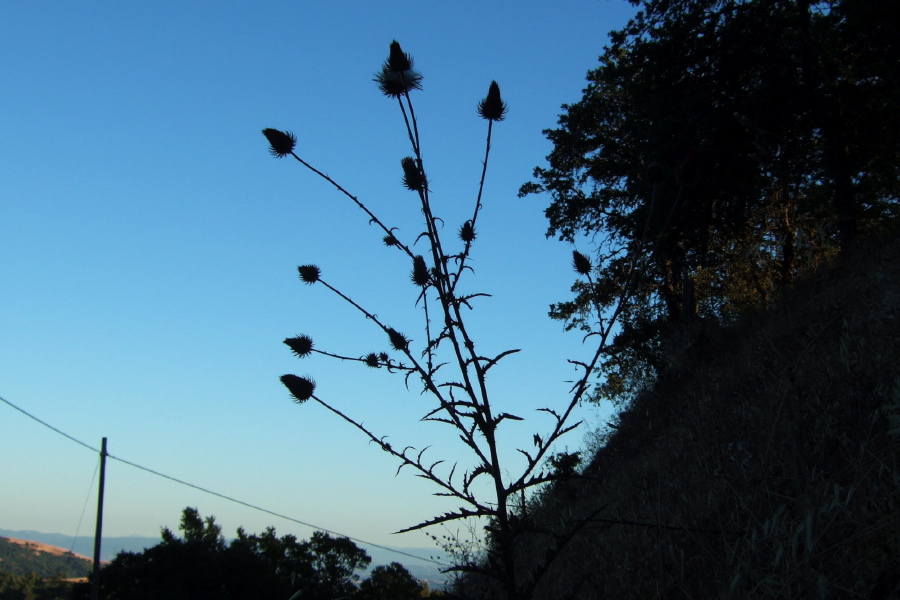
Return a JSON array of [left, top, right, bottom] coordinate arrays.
[[1, 1, 637, 559]]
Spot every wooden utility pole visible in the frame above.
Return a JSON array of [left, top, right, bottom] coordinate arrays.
[[90, 437, 108, 600]]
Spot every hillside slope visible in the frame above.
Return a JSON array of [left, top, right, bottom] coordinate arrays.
[[463, 235, 900, 599], [0, 537, 92, 578]]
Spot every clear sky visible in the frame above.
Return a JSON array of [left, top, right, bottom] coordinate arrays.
[[1, 1, 637, 559]]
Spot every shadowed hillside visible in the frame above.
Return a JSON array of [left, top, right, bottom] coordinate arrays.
[[459, 235, 900, 599], [0, 537, 90, 600]]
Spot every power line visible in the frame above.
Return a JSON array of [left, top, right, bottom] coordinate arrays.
[[108, 453, 447, 567], [70, 457, 100, 555], [0, 393, 450, 569], [0, 393, 100, 453]]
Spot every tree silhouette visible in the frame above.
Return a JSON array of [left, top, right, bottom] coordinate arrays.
[[358, 562, 428, 600], [520, 0, 900, 405], [73, 507, 372, 600]]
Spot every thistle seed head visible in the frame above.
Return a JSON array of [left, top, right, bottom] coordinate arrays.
[[284, 334, 314, 358], [388, 40, 412, 72], [477, 81, 508, 122], [386, 328, 409, 351], [572, 250, 592, 276], [459, 220, 476, 243], [262, 128, 296, 158], [401, 157, 427, 192], [364, 353, 381, 368], [383, 234, 400, 247], [375, 40, 422, 98], [411, 255, 430, 286], [297, 265, 321, 284], [281, 374, 316, 404]]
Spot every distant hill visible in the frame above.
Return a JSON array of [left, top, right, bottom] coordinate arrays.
[[0, 537, 92, 578], [0, 529, 157, 563]]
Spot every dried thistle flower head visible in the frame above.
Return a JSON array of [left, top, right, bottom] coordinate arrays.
[[281, 374, 316, 403], [386, 327, 409, 351], [459, 220, 476, 243], [388, 40, 412, 71], [401, 157, 427, 192], [364, 353, 380, 368], [375, 40, 423, 98], [284, 334, 314, 358], [477, 81, 508, 122], [383, 233, 400, 247], [262, 128, 296, 158], [411, 255, 430, 286], [297, 265, 321, 284], [572, 250, 592, 276]]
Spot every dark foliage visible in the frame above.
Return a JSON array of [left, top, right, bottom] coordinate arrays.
[[359, 561, 430, 599], [72, 507, 373, 600], [521, 0, 900, 405], [0, 571, 74, 600], [461, 233, 900, 597]]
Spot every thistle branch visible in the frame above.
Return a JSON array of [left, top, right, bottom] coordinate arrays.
[[289, 152, 416, 260], [307, 273, 493, 468], [309, 392, 490, 512]]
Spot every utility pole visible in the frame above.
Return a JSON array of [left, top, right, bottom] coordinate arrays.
[[90, 437, 108, 600]]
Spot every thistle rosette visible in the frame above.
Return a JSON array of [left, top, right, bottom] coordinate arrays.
[[375, 40, 423, 98]]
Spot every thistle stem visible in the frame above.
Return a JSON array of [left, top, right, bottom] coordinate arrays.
[[451, 119, 494, 294]]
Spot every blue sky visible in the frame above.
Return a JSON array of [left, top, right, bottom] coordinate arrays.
[[0, 1, 637, 558]]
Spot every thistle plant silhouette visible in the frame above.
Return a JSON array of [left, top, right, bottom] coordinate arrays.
[[262, 41, 622, 600]]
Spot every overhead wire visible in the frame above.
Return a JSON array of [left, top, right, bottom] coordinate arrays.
[[70, 456, 100, 555], [0, 393, 450, 569]]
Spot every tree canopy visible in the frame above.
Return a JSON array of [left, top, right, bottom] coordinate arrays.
[[72, 507, 432, 600], [521, 0, 899, 401], [359, 562, 432, 600]]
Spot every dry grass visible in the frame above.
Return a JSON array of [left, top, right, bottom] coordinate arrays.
[[458, 234, 900, 599], [3, 537, 89, 561]]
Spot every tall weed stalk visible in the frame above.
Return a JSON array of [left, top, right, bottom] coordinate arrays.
[[262, 41, 627, 600]]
